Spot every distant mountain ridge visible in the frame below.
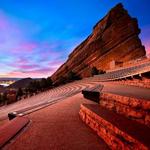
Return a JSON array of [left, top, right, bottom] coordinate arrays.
[[0, 78, 21, 81], [8, 78, 33, 89]]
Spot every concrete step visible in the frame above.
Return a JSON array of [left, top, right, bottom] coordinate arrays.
[[82, 84, 103, 103], [100, 92, 150, 127], [79, 103, 150, 150]]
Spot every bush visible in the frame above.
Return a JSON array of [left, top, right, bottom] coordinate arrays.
[[91, 67, 99, 76], [46, 77, 53, 87], [59, 76, 68, 85], [16, 88, 23, 100], [40, 78, 47, 89], [91, 67, 106, 76], [98, 69, 106, 74], [67, 71, 81, 81], [0, 93, 7, 105]]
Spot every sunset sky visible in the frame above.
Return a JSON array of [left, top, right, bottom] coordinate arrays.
[[0, 0, 150, 78]]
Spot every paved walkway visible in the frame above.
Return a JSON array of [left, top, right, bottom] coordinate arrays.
[[6, 94, 109, 150]]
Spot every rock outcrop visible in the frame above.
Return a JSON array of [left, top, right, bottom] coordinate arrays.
[[51, 3, 146, 84]]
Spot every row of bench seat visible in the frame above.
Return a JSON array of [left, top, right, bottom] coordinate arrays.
[[95, 61, 150, 81]]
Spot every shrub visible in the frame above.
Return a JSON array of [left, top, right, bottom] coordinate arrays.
[[67, 71, 81, 81], [91, 67, 99, 76], [99, 69, 106, 74]]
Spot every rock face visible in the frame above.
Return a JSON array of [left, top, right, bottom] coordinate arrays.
[[51, 3, 146, 84]]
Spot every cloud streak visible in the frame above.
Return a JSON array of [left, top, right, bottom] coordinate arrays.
[[0, 10, 74, 78]]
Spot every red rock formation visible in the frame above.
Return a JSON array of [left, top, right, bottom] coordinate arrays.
[[51, 3, 146, 84]]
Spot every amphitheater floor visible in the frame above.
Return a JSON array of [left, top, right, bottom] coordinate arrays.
[[1, 81, 150, 122], [6, 93, 110, 150]]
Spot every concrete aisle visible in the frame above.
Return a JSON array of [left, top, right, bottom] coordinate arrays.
[[6, 94, 109, 150]]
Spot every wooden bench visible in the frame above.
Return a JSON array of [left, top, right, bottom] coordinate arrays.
[[82, 85, 103, 103]]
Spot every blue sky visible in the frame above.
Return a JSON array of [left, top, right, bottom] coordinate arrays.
[[0, 0, 149, 78]]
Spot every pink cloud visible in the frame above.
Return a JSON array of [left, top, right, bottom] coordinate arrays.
[[10, 61, 41, 71], [16, 57, 30, 64], [48, 60, 64, 67], [18, 64, 40, 70], [12, 42, 38, 53], [5, 67, 55, 78], [142, 39, 150, 56], [140, 25, 150, 56], [36, 43, 63, 62], [28, 68, 53, 74], [0, 11, 38, 55]]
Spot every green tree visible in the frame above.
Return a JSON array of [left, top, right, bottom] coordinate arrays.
[[46, 77, 53, 87], [59, 76, 67, 85], [67, 71, 81, 81], [28, 80, 39, 93], [2, 92, 8, 104], [35, 80, 41, 91], [16, 88, 23, 100], [98, 69, 106, 74], [0, 94, 3, 105], [40, 78, 47, 90], [68, 71, 75, 81]]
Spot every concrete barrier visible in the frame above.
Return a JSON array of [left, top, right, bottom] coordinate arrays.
[[100, 92, 150, 127], [0, 116, 30, 148], [79, 103, 150, 150], [82, 85, 103, 103]]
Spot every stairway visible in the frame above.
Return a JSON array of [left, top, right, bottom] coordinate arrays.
[[79, 89, 150, 149]]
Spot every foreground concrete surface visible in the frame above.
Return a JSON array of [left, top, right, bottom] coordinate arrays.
[[6, 94, 109, 150], [0, 117, 30, 149], [1, 81, 150, 149]]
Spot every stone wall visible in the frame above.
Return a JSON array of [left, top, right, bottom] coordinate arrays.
[[100, 93, 150, 127], [79, 104, 148, 150]]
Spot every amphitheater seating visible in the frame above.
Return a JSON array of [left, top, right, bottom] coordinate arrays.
[[0, 80, 101, 119], [95, 60, 150, 81]]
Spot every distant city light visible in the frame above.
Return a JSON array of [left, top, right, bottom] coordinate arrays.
[[0, 83, 9, 87]]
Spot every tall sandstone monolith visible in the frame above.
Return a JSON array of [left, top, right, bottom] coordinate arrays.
[[51, 3, 146, 84]]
